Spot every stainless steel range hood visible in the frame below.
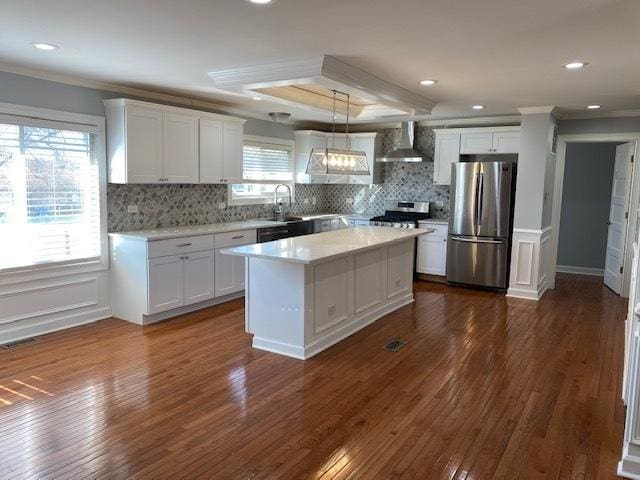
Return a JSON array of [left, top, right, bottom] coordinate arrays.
[[376, 121, 431, 162]]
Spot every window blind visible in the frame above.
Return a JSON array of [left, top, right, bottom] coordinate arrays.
[[242, 143, 293, 182], [0, 122, 101, 270]]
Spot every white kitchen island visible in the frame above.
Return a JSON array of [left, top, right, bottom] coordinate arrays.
[[222, 227, 427, 359]]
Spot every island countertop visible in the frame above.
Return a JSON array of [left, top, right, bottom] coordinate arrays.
[[221, 226, 431, 265]]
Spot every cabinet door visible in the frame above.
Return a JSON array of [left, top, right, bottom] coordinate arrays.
[[126, 105, 164, 183], [222, 122, 244, 183], [459, 132, 493, 154], [148, 255, 184, 314], [492, 131, 520, 153], [183, 251, 215, 305], [434, 133, 461, 185], [215, 249, 245, 297], [163, 112, 199, 183], [417, 234, 447, 276], [348, 136, 376, 185], [199, 118, 224, 183]]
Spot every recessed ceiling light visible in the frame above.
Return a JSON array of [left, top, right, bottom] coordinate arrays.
[[564, 62, 587, 69], [31, 42, 59, 51], [420, 79, 437, 86], [252, 96, 262, 101], [472, 105, 485, 110], [587, 105, 601, 109], [246, 0, 274, 4]]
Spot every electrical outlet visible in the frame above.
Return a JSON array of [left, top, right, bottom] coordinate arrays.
[[127, 205, 138, 213], [303, 198, 309, 204], [328, 305, 336, 316], [435, 200, 444, 207], [345, 197, 353, 205], [218, 202, 226, 209], [312, 197, 317, 205]]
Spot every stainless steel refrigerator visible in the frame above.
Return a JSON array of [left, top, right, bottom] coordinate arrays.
[[447, 161, 516, 290]]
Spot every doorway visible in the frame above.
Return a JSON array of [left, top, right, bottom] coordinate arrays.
[[556, 142, 632, 293]]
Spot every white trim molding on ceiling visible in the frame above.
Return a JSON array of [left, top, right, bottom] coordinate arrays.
[[208, 55, 438, 120], [518, 106, 556, 115]]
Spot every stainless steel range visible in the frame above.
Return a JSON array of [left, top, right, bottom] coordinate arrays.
[[370, 201, 430, 228]]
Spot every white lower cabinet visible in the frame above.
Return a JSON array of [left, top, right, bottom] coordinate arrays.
[[110, 229, 256, 324], [416, 222, 448, 276], [184, 251, 215, 305], [214, 250, 245, 297], [148, 255, 185, 314]]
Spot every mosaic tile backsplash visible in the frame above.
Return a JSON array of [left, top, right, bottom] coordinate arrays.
[[107, 125, 451, 232], [324, 126, 450, 219], [107, 183, 328, 232]]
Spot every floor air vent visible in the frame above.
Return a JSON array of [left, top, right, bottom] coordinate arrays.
[[1, 338, 36, 349], [384, 339, 406, 352]]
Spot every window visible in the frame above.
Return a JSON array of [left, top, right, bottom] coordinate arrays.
[[228, 136, 294, 206], [0, 110, 104, 272]]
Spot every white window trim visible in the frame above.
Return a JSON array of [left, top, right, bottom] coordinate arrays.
[[227, 135, 295, 207], [0, 102, 108, 286]]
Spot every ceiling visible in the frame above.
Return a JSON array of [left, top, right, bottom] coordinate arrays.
[[0, 0, 638, 124]]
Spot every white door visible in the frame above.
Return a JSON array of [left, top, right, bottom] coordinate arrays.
[[214, 249, 245, 296], [163, 112, 199, 183], [183, 251, 215, 305], [492, 131, 520, 153], [222, 122, 244, 183], [148, 255, 184, 314], [417, 234, 447, 276], [459, 132, 493, 154], [126, 105, 163, 183], [433, 133, 461, 185], [199, 118, 224, 183], [604, 142, 635, 294]]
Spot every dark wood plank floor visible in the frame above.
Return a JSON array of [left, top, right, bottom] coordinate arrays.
[[0, 274, 627, 479]]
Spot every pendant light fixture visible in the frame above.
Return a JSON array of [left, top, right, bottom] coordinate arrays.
[[306, 90, 370, 176]]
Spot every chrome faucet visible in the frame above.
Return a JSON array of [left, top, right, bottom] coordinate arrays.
[[274, 184, 292, 221]]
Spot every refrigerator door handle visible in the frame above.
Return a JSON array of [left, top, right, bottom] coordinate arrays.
[[473, 172, 480, 235], [477, 172, 484, 228], [451, 236, 503, 245]]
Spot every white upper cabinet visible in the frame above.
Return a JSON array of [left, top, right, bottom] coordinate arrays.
[[199, 118, 224, 183], [433, 133, 461, 186], [294, 130, 380, 185], [163, 112, 199, 183], [123, 105, 164, 184], [433, 126, 520, 185], [459, 127, 520, 154], [460, 132, 493, 154], [492, 130, 520, 153], [104, 98, 245, 184], [221, 122, 244, 183]]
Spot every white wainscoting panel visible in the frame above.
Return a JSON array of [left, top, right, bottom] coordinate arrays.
[[0, 271, 111, 344], [507, 227, 552, 300]]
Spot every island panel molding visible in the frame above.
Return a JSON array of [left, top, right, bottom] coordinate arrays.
[[225, 227, 422, 359]]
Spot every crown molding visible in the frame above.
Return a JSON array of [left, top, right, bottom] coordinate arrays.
[[0, 62, 283, 123], [518, 106, 556, 114]]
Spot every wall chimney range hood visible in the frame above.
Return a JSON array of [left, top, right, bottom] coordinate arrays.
[[377, 121, 430, 162]]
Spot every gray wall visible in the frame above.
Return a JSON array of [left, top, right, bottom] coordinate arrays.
[[557, 143, 617, 269], [559, 117, 640, 135]]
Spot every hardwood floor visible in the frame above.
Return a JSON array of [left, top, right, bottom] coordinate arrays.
[[0, 274, 627, 479]]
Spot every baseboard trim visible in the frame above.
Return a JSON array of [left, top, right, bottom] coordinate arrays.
[[140, 291, 245, 325], [618, 443, 640, 479], [0, 306, 112, 345], [556, 265, 604, 276]]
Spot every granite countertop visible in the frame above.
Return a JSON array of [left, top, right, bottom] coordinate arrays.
[[221, 226, 432, 265]]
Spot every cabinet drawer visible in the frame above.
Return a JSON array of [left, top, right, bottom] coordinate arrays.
[[147, 234, 214, 258], [214, 229, 257, 248], [419, 223, 448, 237]]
